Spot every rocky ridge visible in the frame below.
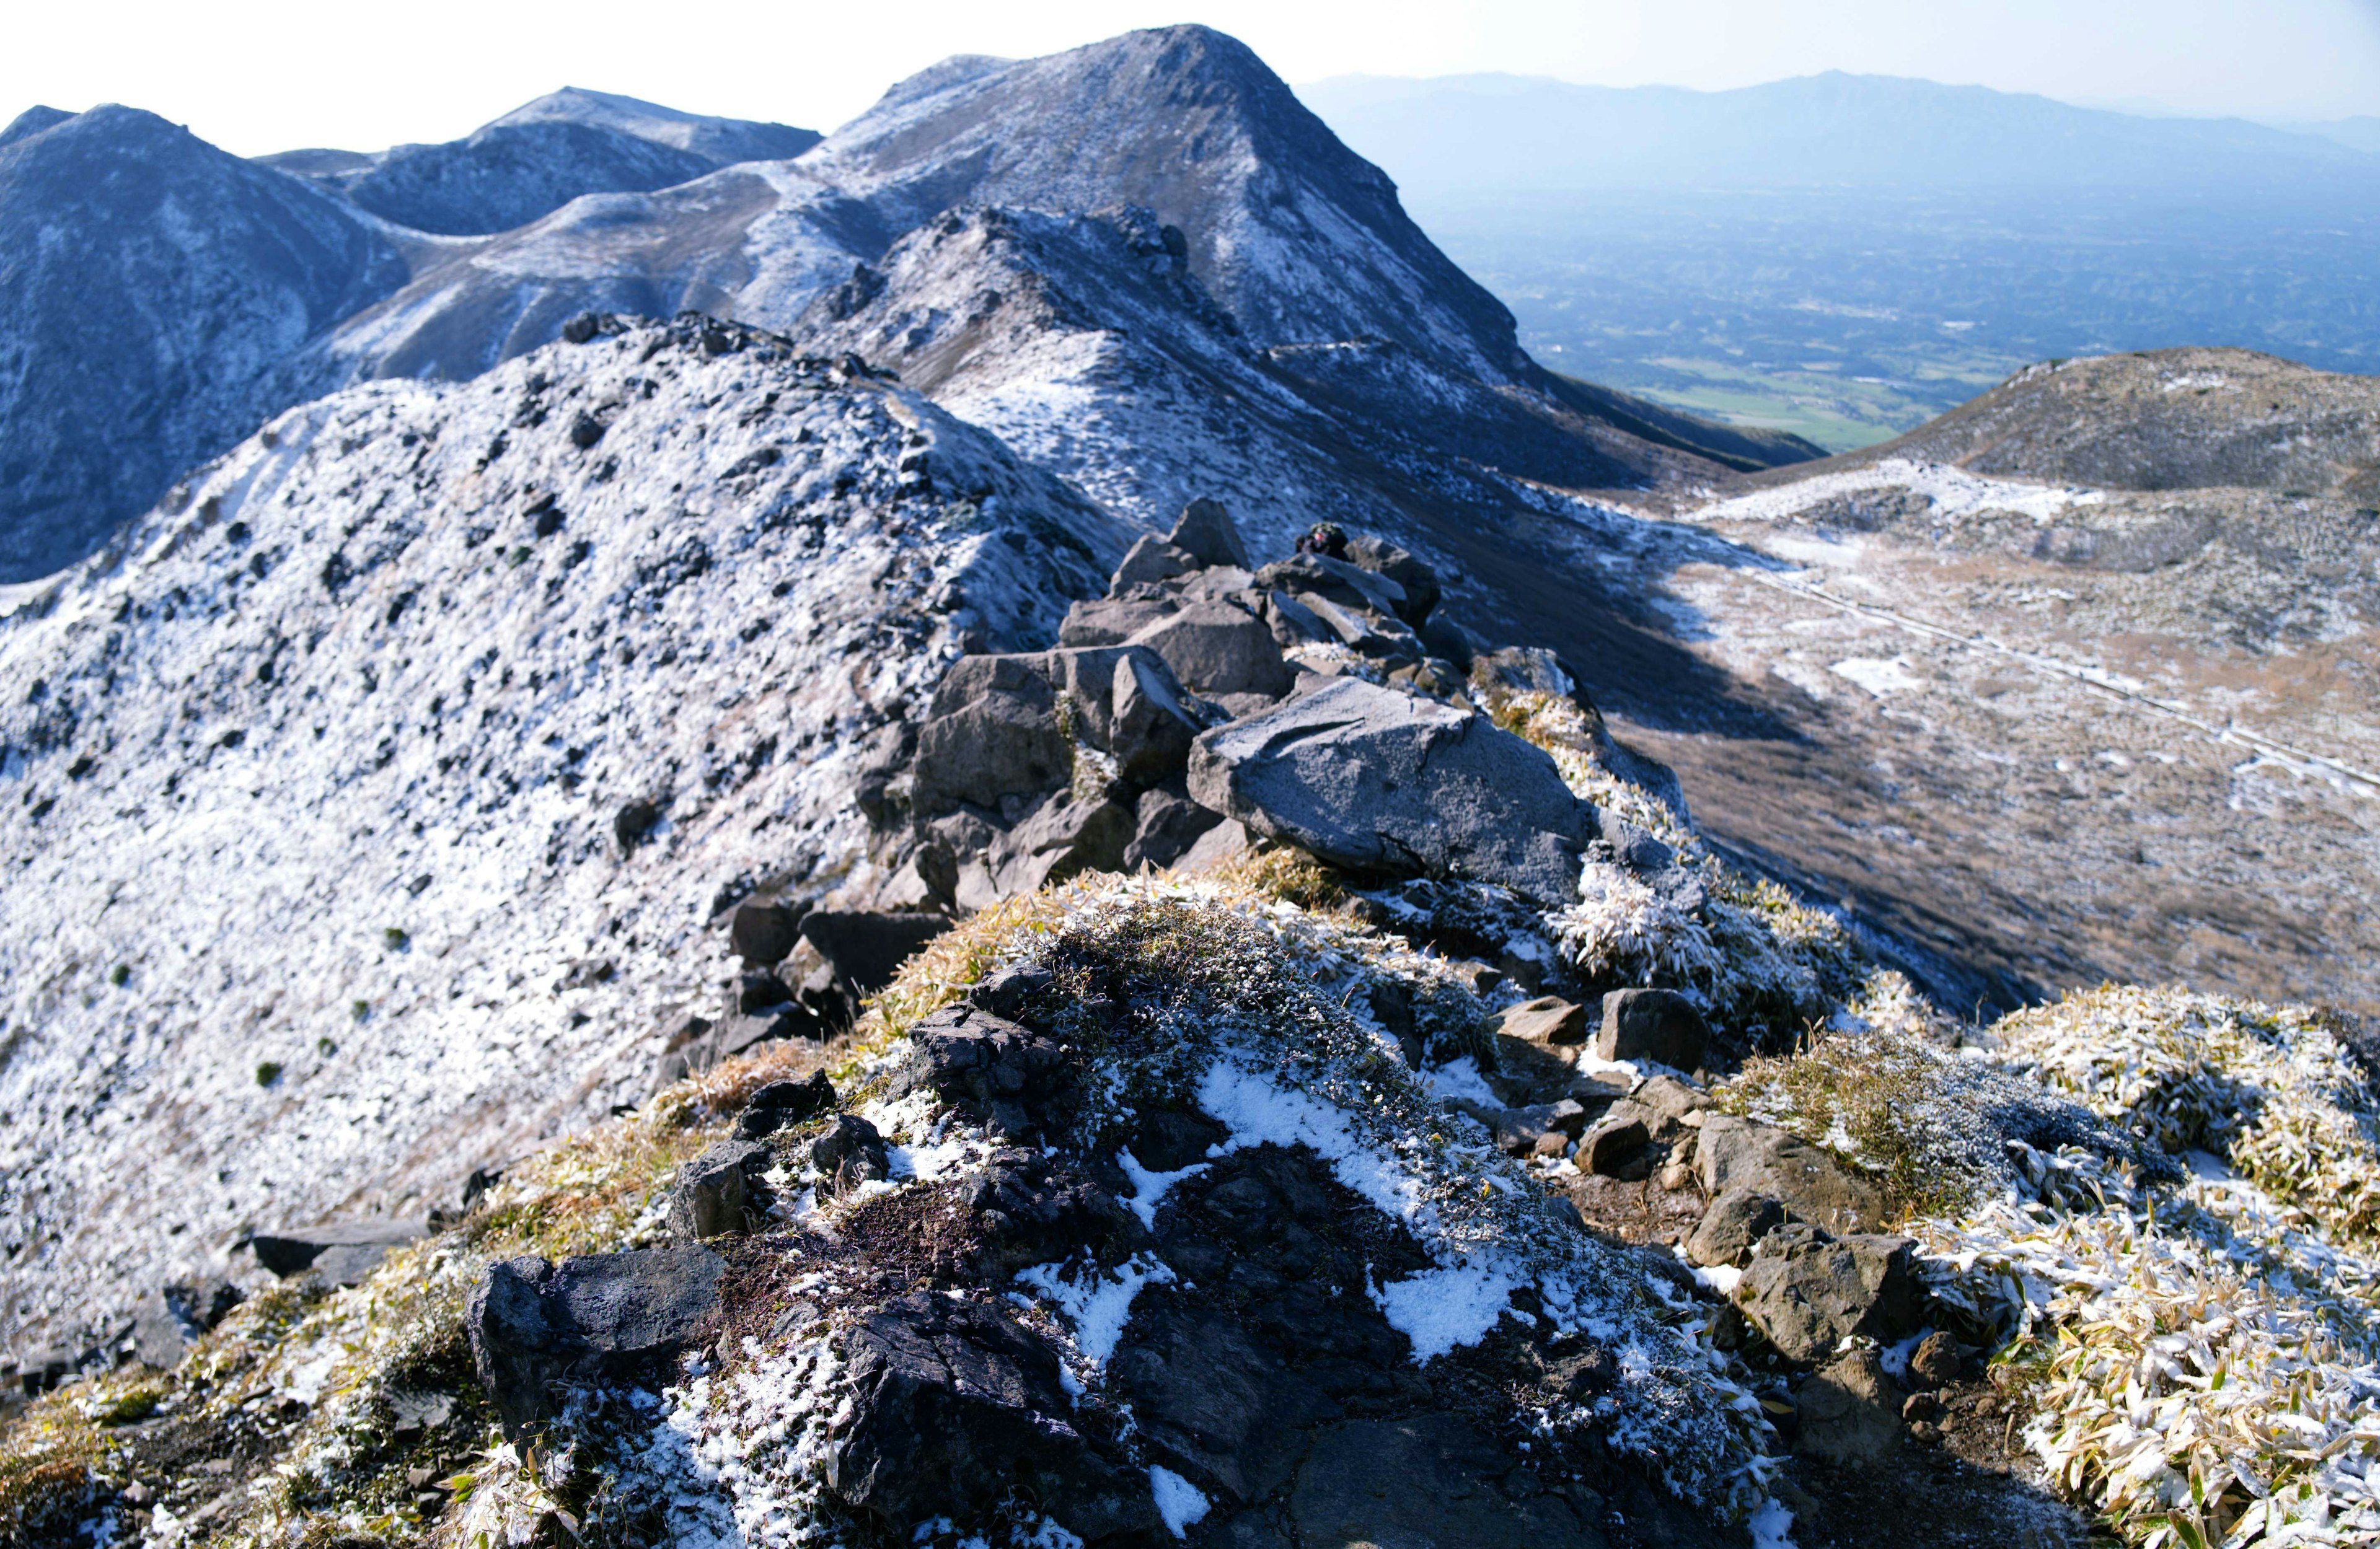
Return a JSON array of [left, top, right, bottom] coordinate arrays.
[[0, 313, 1124, 1365]]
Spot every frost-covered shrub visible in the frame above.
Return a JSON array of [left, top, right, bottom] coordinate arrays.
[[1996, 986, 2380, 1246], [1547, 861, 1862, 1048], [1721, 1018, 2164, 1218]]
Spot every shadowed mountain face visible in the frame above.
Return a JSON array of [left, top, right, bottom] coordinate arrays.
[[0, 106, 403, 582]]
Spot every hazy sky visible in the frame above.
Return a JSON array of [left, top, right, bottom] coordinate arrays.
[[8, 0, 2379, 156]]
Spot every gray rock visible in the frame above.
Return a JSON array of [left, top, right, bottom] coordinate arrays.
[[1684, 1188, 1788, 1268], [1343, 535, 1441, 625], [728, 901, 803, 967], [1254, 553, 1408, 619], [1103, 648, 1204, 786], [911, 654, 1072, 818], [1696, 1115, 1885, 1234], [467, 1246, 726, 1439], [987, 792, 1134, 896], [1175, 816, 1252, 872], [250, 1219, 429, 1281], [799, 910, 952, 999], [1059, 595, 1179, 647], [1631, 1073, 1711, 1127], [133, 1278, 245, 1368], [966, 962, 1057, 1021], [1168, 497, 1251, 570], [1126, 599, 1295, 700], [1492, 994, 1589, 1046], [1259, 589, 1333, 647], [1794, 1348, 1905, 1462], [1187, 677, 1594, 904], [1296, 590, 1423, 665], [1595, 987, 1708, 1071], [1124, 781, 1224, 871], [670, 1138, 773, 1239], [1109, 533, 1197, 592], [1290, 1416, 1602, 1549], [1737, 1225, 1923, 1363], [1579, 1110, 1652, 1176]]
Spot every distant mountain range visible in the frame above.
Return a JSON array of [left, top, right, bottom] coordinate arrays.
[[1297, 72, 2380, 450], [0, 43, 1815, 584], [1298, 70, 2380, 195]]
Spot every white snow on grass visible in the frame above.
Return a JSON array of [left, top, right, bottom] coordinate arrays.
[[1829, 655, 1926, 697], [1419, 1055, 1498, 1107]]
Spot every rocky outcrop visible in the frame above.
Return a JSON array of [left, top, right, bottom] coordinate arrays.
[[1735, 1225, 1923, 1363], [1695, 1115, 1887, 1235], [466, 1246, 725, 1440], [1189, 678, 1596, 904]]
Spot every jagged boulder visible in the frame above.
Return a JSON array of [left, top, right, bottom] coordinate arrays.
[[1696, 1115, 1885, 1234], [1168, 497, 1251, 569], [131, 1279, 244, 1369], [1735, 1225, 1923, 1363], [826, 1292, 1159, 1538], [1188, 677, 1595, 904], [811, 1115, 892, 1191], [249, 1219, 428, 1284], [1124, 780, 1225, 871], [1597, 987, 1709, 1071], [1343, 534, 1440, 625], [1109, 533, 1199, 592], [1684, 1188, 1789, 1268], [912, 646, 1202, 822], [467, 1247, 725, 1439], [1125, 599, 1295, 701], [669, 1138, 773, 1239]]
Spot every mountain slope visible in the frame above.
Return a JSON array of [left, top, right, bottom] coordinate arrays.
[[261, 89, 823, 237], [488, 86, 822, 165], [1770, 346, 2380, 497], [0, 315, 1124, 1358], [0, 106, 405, 582]]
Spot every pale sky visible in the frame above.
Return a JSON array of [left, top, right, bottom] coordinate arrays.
[[7, 0, 2379, 157]]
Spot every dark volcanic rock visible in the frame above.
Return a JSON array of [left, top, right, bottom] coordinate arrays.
[[798, 910, 952, 998], [811, 1114, 892, 1191], [1188, 677, 1596, 903], [1736, 1225, 1924, 1364], [827, 1292, 1158, 1538], [466, 1245, 725, 1439], [1595, 987, 1709, 1071], [1289, 1416, 1605, 1549], [901, 1004, 1081, 1139], [1168, 497, 1252, 570], [729, 901, 804, 967], [736, 1071, 837, 1138], [249, 1219, 429, 1282]]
